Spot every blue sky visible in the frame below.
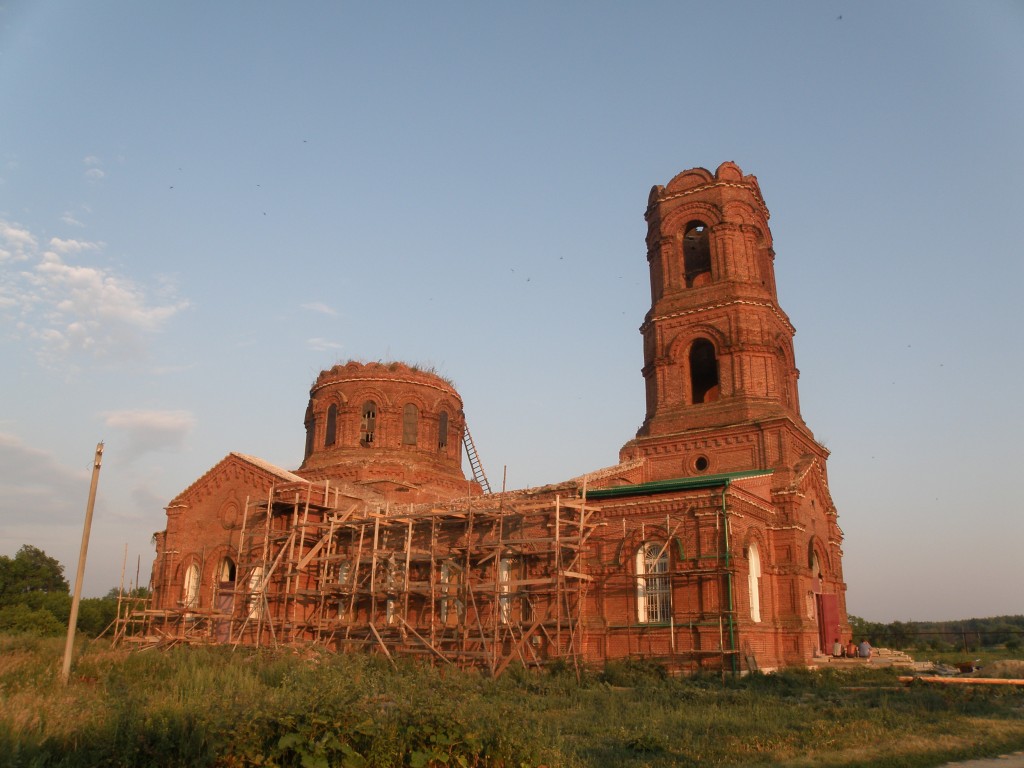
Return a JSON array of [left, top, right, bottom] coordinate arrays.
[[1, 1, 1021, 622]]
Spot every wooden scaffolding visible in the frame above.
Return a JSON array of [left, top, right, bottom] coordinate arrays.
[[125, 481, 602, 675]]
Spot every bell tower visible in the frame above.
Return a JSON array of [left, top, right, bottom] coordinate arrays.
[[621, 162, 826, 482]]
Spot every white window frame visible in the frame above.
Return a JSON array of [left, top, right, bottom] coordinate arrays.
[[247, 566, 264, 620], [183, 562, 200, 610], [748, 541, 762, 623], [498, 556, 513, 624], [438, 560, 465, 625], [636, 542, 671, 623]]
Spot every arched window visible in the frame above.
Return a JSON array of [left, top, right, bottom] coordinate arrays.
[[360, 401, 377, 446], [218, 557, 236, 585], [748, 541, 762, 623], [811, 552, 822, 592], [636, 542, 671, 623], [402, 403, 418, 445], [247, 566, 264, 619], [439, 560, 464, 625], [683, 221, 711, 287], [325, 404, 338, 447], [182, 562, 200, 610], [439, 560, 453, 624], [438, 411, 449, 449], [498, 556, 513, 624], [689, 338, 720, 404]]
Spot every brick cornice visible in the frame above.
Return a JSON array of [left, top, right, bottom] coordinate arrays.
[[646, 181, 769, 220], [640, 298, 795, 335]]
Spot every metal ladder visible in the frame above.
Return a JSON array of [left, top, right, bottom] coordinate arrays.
[[462, 424, 492, 494]]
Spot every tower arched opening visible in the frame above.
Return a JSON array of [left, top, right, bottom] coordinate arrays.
[[683, 221, 711, 287], [325, 404, 338, 447], [689, 338, 720, 404]]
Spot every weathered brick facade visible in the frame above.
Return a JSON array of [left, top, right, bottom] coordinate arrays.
[[146, 163, 847, 672]]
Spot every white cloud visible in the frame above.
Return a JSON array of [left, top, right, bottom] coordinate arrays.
[[307, 337, 343, 352], [83, 156, 106, 182], [102, 409, 196, 456], [301, 301, 337, 317], [0, 219, 189, 365], [0, 221, 37, 262], [49, 236, 102, 254]]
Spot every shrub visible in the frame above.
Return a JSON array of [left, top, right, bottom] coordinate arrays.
[[0, 604, 64, 635]]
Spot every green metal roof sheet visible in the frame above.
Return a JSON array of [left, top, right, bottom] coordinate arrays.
[[584, 469, 772, 500]]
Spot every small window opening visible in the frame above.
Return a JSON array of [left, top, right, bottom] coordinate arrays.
[[689, 339, 720, 403], [325, 404, 338, 447], [694, 455, 709, 472], [683, 222, 712, 287], [402, 403, 418, 445], [438, 411, 449, 449], [360, 401, 377, 446]]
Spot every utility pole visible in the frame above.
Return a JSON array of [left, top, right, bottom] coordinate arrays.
[[61, 442, 103, 685]]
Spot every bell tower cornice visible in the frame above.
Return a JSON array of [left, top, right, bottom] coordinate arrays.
[[640, 298, 796, 337], [645, 170, 770, 223]]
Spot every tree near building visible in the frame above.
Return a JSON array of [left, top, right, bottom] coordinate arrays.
[[0, 545, 72, 636], [0, 545, 69, 601]]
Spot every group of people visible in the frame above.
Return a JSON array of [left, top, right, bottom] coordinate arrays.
[[832, 638, 872, 659]]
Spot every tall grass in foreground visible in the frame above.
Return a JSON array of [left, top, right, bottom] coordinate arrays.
[[1, 635, 1023, 767]]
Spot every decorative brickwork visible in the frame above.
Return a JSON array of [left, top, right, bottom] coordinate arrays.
[[298, 361, 476, 503]]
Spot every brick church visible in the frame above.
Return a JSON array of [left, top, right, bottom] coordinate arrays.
[[144, 162, 848, 673]]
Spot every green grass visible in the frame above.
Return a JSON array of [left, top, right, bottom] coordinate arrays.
[[2, 636, 1023, 767]]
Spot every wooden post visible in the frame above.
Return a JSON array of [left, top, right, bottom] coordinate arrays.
[[61, 442, 103, 685], [555, 496, 561, 657], [403, 519, 413, 622]]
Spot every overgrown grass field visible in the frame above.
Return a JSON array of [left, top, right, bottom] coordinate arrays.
[[3, 635, 1023, 767]]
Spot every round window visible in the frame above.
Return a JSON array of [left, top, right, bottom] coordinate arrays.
[[694, 455, 710, 472]]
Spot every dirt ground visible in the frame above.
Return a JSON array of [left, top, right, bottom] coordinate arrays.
[[942, 751, 1024, 767]]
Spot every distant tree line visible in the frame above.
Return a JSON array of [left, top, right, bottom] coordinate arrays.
[[0, 545, 147, 637], [849, 614, 1024, 653]]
